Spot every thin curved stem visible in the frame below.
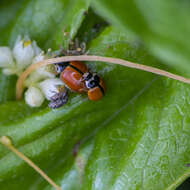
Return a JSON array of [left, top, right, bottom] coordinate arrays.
[[0, 136, 62, 190], [16, 55, 190, 100]]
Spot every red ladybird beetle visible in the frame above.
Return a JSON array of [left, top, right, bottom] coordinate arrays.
[[54, 61, 106, 101]]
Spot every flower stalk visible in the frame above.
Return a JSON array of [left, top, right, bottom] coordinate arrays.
[[0, 136, 62, 190], [16, 55, 190, 100]]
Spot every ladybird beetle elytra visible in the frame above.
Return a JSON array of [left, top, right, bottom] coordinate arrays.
[[54, 61, 106, 101], [84, 72, 106, 101], [87, 78, 106, 101], [88, 86, 104, 101], [59, 61, 88, 93]]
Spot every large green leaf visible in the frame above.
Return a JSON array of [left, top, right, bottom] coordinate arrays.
[[0, 1, 190, 189], [92, 0, 190, 75], [0, 25, 156, 186], [0, 0, 90, 49], [0, 24, 190, 189]]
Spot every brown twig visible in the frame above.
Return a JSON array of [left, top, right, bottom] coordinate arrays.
[[16, 55, 190, 100]]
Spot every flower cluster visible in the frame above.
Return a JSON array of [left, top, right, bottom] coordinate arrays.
[[0, 36, 65, 107]]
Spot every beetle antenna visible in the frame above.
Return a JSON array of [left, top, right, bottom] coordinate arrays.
[[0, 136, 62, 190]]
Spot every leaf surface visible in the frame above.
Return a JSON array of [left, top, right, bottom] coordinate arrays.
[[0, 1, 190, 189], [92, 0, 190, 74]]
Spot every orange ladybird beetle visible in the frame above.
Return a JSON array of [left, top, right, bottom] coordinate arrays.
[[54, 61, 106, 101]]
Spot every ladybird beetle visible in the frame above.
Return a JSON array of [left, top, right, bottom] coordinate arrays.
[[55, 61, 106, 101]]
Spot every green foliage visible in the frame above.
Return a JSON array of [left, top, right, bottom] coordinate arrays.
[[92, 0, 190, 75], [0, 0, 190, 189]]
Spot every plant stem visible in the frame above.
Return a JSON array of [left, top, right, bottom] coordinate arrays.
[[0, 136, 62, 190], [16, 55, 190, 100]]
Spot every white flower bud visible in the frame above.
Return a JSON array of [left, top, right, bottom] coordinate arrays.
[[32, 53, 55, 78], [25, 86, 45, 107], [25, 53, 55, 86], [13, 36, 35, 70], [38, 78, 64, 100], [0, 47, 14, 68]]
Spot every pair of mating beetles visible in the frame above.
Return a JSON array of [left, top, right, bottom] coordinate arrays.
[[49, 60, 106, 109]]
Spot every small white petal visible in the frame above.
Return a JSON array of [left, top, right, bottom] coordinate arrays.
[[32, 41, 43, 55], [33, 52, 45, 63], [32, 53, 55, 78], [25, 53, 55, 85], [13, 36, 35, 70], [29, 65, 55, 82], [25, 86, 45, 107], [2, 68, 16, 75], [0, 47, 14, 68], [38, 78, 64, 100]]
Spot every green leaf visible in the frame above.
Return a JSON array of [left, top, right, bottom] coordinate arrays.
[[76, 8, 108, 44], [0, 24, 190, 189], [0, 70, 16, 103], [0, 1, 190, 189], [92, 0, 190, 75], [48, 27, 190, 190], [0, 0, 91, 49]]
